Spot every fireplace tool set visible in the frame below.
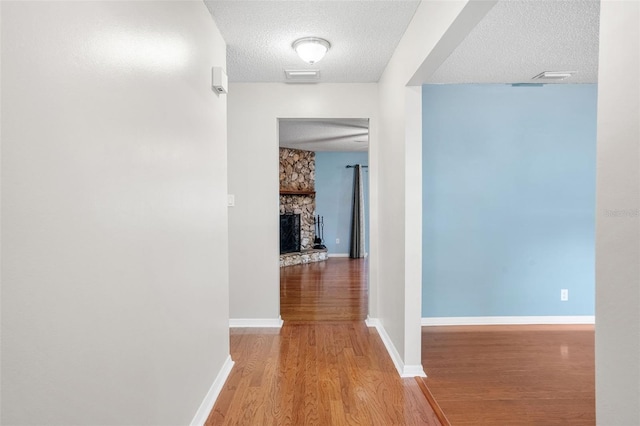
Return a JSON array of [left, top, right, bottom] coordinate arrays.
[[313, 215, 326, 249]]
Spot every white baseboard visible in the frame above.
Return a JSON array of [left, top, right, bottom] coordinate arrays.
[[327, 253, 349, 258], [190, 355, 234, 426], [364, 317, 377, 327], [402, 364, 428, 377], [229, 317, 284, 328], [366, 317, 426, 378], [327, 253, 369, 258], [421, 316, 596, 326]]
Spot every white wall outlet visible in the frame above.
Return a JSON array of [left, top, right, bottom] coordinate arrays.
[[336, 238, 340, 244], [560, 289, 569, 301]]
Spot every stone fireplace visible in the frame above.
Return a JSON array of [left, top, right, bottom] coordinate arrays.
[[279, 147, 328, 267]]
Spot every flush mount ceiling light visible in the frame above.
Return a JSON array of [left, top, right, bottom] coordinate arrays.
[[292, 37, 331, 65], [532, 71, 576, 81]]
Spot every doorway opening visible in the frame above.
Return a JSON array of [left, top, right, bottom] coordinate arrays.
[[278, 118, 370, 321]]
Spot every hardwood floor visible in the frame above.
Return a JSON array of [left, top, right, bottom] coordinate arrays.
[[208, 259, 595, 425], [280, 258, 368, 322], [421, 325, 596, 425], [207, 258, 442, 425], [207, 323, 441, 425]]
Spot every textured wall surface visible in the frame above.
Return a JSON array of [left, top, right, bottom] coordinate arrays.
[[422, 84, 597, 317], [279, 148, 315, 191], [279, 148, 315, 250]]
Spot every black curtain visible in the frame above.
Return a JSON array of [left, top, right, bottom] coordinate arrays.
[[349, 165, 365, 258]]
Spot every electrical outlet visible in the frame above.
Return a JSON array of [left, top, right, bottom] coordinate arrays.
[[336, 238, 340, 244], [560, 289, 569, 301]]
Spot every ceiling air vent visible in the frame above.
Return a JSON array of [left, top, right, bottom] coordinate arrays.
[[532, 71, 575, 81], [285, 69, 320, 83]]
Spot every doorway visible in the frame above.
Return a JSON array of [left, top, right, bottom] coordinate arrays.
[[278, 118, 370, 321]]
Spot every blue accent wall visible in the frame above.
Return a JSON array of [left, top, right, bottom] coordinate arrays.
[[422, 84, 597, 317], [315, 151, 369, 255]]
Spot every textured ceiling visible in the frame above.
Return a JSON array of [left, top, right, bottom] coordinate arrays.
[[426, 0, 600, 84], [208, 0, 599, 150], [279, 119, 369, 152], [204, 1, 421, 83]]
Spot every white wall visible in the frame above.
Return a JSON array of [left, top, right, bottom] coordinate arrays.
[[375, 0, 494, 372], [595, 1, 640, 423], [1, 2, 230, 424], [227, 83, 378, 320]]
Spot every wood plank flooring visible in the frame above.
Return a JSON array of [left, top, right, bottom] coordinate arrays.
[[207, 323, 441, 425], [208, 258, 596, 425], [421, 325, 596, 425], [280, 259, 368, 322], [207, 259, 441, 425]]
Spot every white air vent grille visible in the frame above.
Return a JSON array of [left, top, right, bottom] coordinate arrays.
[[532, 71, 575, 81], [285, 69, 320, 83]]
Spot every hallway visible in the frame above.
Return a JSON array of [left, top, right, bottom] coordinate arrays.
[[207, 259, 440, 425], [280, 258, 368, 322]]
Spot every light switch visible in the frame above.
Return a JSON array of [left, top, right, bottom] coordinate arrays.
[[227, 194, 235, 207]]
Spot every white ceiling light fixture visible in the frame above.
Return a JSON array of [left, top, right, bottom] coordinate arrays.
[[292, 37, 331, 64]]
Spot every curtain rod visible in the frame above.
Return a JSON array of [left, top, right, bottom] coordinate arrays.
[[345, 165, 369, 169]]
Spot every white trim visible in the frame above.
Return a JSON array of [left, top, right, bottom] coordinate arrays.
[[402, 364, 428, 377], [229, 317, 284, 328], [190, 355, 234, 426], [327, 253, 369, 258], [366, 317, 427, 378], [421, 316, 596, 326], [327, 253, 349, 258]]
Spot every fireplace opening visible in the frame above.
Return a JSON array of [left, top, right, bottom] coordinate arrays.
[[280, 213, 301, 254]]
